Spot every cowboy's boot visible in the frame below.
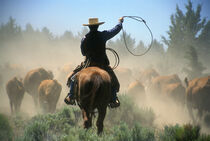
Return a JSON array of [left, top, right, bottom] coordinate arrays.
[[64, 81, 76, 105], [109, 89, 120, 108]]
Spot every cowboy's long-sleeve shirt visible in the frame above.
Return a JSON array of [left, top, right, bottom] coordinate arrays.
[[80, 22, 122, 65]]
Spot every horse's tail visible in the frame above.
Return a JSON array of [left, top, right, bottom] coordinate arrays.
[[82, 72, 102, 112], [90, 73, 102, 112]]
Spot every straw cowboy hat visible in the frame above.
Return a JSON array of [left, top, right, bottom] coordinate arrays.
[[83, 18, 105, 26]]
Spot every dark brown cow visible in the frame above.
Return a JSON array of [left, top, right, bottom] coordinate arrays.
[[24, 68, 53, 107], [185, 76, 210, 123], [6, 77, 25, 114], [38, 79, 62, 113], [75, 67, 111, 134]]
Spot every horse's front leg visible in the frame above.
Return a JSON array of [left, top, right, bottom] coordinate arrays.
[[96, 106, 107, 135], [82, 108, 92, 129]]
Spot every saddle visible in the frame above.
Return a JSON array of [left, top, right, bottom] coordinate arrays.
[[67, 60, 119, 97]]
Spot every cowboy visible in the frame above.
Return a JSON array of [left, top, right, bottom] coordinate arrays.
[[64, 17, 124, 108]]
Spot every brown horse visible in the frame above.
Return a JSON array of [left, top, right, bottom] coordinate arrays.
[[75, 67, 111, 134]]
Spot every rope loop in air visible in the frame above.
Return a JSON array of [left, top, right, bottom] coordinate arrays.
[[122, 16, 153, 56]]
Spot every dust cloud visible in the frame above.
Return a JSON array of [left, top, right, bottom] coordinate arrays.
[[0, 24, 210, 134]]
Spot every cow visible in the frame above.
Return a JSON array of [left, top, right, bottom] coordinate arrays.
[[6, 77, 25, 114], [24, 68, 53, 107], [127, 81, 146, 103], [38, 79, 62, 113], [149, 74, 185, 104], [185, 76, 210, 124]]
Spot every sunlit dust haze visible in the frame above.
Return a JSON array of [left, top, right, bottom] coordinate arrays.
[[1, 0, 210, 135]]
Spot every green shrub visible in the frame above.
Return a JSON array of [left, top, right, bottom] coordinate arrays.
[[158, 124, 210, 141], [22, 121, 48, 141], [111, 122, 155, 141], [106, 95, 155, 127], [177, 124, 200, 141], [197, 135, 210, 141], [11, 96, 156, 140], [62, 127, 112, 141], [131, 123, 155, 141], [8, 102, 210, 141], [0, 114, 13, 141], [12, 114, 28, 138], [112, 122, 132, 141], [17, 106, 81, 141], [62, 122, 155, 141]]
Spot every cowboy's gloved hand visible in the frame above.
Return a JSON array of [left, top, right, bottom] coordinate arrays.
[[119, 17, 124, 23]]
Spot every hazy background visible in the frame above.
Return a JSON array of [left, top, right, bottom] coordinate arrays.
[[0, 0, 210, 133]]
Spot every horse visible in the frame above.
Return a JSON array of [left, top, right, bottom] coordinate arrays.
[[75, 66, 112, 134]]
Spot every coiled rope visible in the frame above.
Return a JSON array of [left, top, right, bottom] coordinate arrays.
[[106, 48, 120, 69]]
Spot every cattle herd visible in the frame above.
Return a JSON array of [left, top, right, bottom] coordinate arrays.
[[2, 66, 210, 126], [5, 68, 62, 114]]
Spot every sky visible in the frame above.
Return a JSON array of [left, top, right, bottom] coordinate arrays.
[[0, 0, 210, 44]]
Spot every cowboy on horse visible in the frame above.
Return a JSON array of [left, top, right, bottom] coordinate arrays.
[[64, 17, 124, 108]]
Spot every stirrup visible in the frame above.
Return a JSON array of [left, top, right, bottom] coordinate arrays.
[[64, 95, 76, 105], [109, 99, 120, 108]]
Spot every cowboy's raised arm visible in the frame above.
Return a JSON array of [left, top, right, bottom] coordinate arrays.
[[103, 17, 124, 41]]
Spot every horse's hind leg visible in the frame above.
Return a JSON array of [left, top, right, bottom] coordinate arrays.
[[82, 109, 92, 129], [96, 106, 107, 135]]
